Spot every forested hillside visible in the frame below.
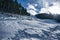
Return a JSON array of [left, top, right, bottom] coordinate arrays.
[[0, 0, 30, 15]]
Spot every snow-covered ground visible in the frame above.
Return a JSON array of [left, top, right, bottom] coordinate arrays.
[[0, 14, 60, 40]]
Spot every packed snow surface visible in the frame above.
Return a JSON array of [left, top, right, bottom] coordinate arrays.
[[0, 14, 60, 40]]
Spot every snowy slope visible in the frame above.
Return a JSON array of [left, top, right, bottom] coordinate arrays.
[[0, 14, 60, 40]]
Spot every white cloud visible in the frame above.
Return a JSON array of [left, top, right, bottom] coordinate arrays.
[[39, 8, 49, 14], [49, 4, 60, 14], [27, 3, 38, 15], [34, 4, 38, 7], [39, 1, 60, 14], [27, 3, 37, 11], [26, 0, 60, 15]]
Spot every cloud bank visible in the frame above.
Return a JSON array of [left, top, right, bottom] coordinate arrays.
[[39, 1, 60, 14], [19, 0, 60, 15], [27, 3, 38, 15]]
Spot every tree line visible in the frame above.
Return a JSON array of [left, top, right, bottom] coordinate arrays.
[[0, 0, 30, 15]]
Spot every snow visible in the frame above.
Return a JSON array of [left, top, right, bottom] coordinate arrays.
[[20, 38, 40, 40], [0, 14, 60, 40]]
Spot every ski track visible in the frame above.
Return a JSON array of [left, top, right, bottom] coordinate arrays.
[[0, 15, 60, 40]]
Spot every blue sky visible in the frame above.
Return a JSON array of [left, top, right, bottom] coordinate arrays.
[[17, 0, 28, 8], [17, 0, 42, 9]]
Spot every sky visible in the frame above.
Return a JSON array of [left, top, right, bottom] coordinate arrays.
[[18, 0, 60, 15], [18, 0, 28, 8], [17, 0, 43, 15], [17, 0, 43, 8]]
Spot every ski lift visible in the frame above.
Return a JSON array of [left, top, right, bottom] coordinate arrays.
[[19, 8, 22, 20]]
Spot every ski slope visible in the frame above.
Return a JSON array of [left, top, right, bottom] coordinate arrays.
[[0, 14, 60, 40]]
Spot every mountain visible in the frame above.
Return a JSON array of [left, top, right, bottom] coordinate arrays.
[[35, 13, 53, 19]]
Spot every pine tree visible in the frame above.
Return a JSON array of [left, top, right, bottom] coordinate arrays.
[[0, 0, 30, 15]]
